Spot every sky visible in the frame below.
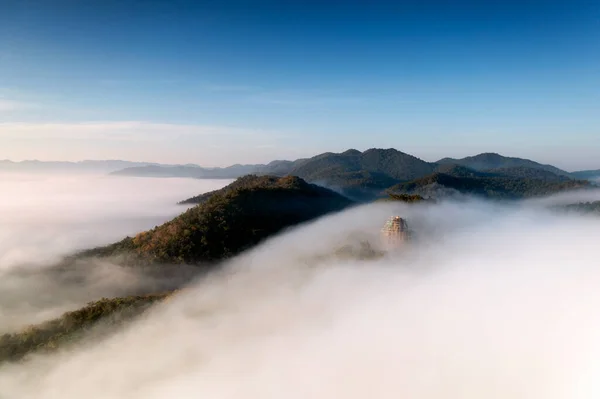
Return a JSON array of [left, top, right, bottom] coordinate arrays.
[[0, 0, 599, 169]]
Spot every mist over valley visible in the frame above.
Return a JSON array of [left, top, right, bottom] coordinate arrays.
[[1, 167, 600, 398]]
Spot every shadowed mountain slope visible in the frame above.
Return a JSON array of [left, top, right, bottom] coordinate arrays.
[[572, 169, 600, 180], [436, 153, 572, 178], [0, 293, 171, 363], [288, 148, 436, 181], [389, 172, 590, 200], [108, 149, 593, 202], [80, 175, 354, 265]]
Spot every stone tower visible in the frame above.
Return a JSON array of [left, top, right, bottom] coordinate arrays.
[[381, 216, 410, 247]]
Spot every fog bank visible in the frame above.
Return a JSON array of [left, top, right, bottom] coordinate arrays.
[[0, 173, 231, 332], [2, 194, 600, 398]]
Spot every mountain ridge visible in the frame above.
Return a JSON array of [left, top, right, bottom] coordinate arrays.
[[79, 175, 354, 265], [2, 151, 597, 180], [436, 152, 573, 178], [388, 172, 590, 200]]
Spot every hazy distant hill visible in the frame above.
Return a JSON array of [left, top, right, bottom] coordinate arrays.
[[110, 163, 271, 178], [108, 158, 308, 179], [388, 172, 590, 200], [571, 169, 600, 180], [112, 148, 438, 182], [80, 175, 354, 265], [0, 159, 163, 173], [108, 148, 593, 201], [259, 159, 309, 175], [436, 153, 573, 178], [107, 149, 591, 194]]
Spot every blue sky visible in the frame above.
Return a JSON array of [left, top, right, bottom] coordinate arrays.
[[0, 0, 599, 169]]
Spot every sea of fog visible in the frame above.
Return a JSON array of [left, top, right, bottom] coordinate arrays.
[[0, 173, 232, 332], [2, 173, 600, 398]]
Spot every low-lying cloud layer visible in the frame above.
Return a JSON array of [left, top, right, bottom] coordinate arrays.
[[0, 173, 231, 332], [2, 181, 600, 398]]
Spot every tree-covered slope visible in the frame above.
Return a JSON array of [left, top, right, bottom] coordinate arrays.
[[264, 148, 437, 200], [290, 148, 436, 182], [485, 166, 571, 181], [81, 175, 354, 264], [436, 152, 572, 178], [0, 293, 171, 363], [389, 173, 590, 200], [376, 193, 437, 203], [571, 169, 600, 180], [558, 201, 600, 214]]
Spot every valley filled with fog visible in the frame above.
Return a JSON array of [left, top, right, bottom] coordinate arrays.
[[0, 174, 232, 332], [2, 173, 600, 398]]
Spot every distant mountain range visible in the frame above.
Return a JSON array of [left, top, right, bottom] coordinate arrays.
[[108, 149, 591, 181], [3, 149, 597, 201], [110, 163, 268, 179], [0, 159, 164, 173]]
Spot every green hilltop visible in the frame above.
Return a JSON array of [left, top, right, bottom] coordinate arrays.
[[80, 175, 354, 265]]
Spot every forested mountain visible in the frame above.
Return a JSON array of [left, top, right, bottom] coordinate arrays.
[[109, 148, 592, 201], [0, 294, 171, 363], [110, 148, 436, 195], [273, 150, 589, 200], [388, 172, 590, 200], [261, 148, 435, 200], [432, 164, 494, 178], [436, 153, 572, 178], [80, 175, 354, 265], [281, 148, 436, 181], [484, 166, 572, 181], [571, 169, 600, 180]]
